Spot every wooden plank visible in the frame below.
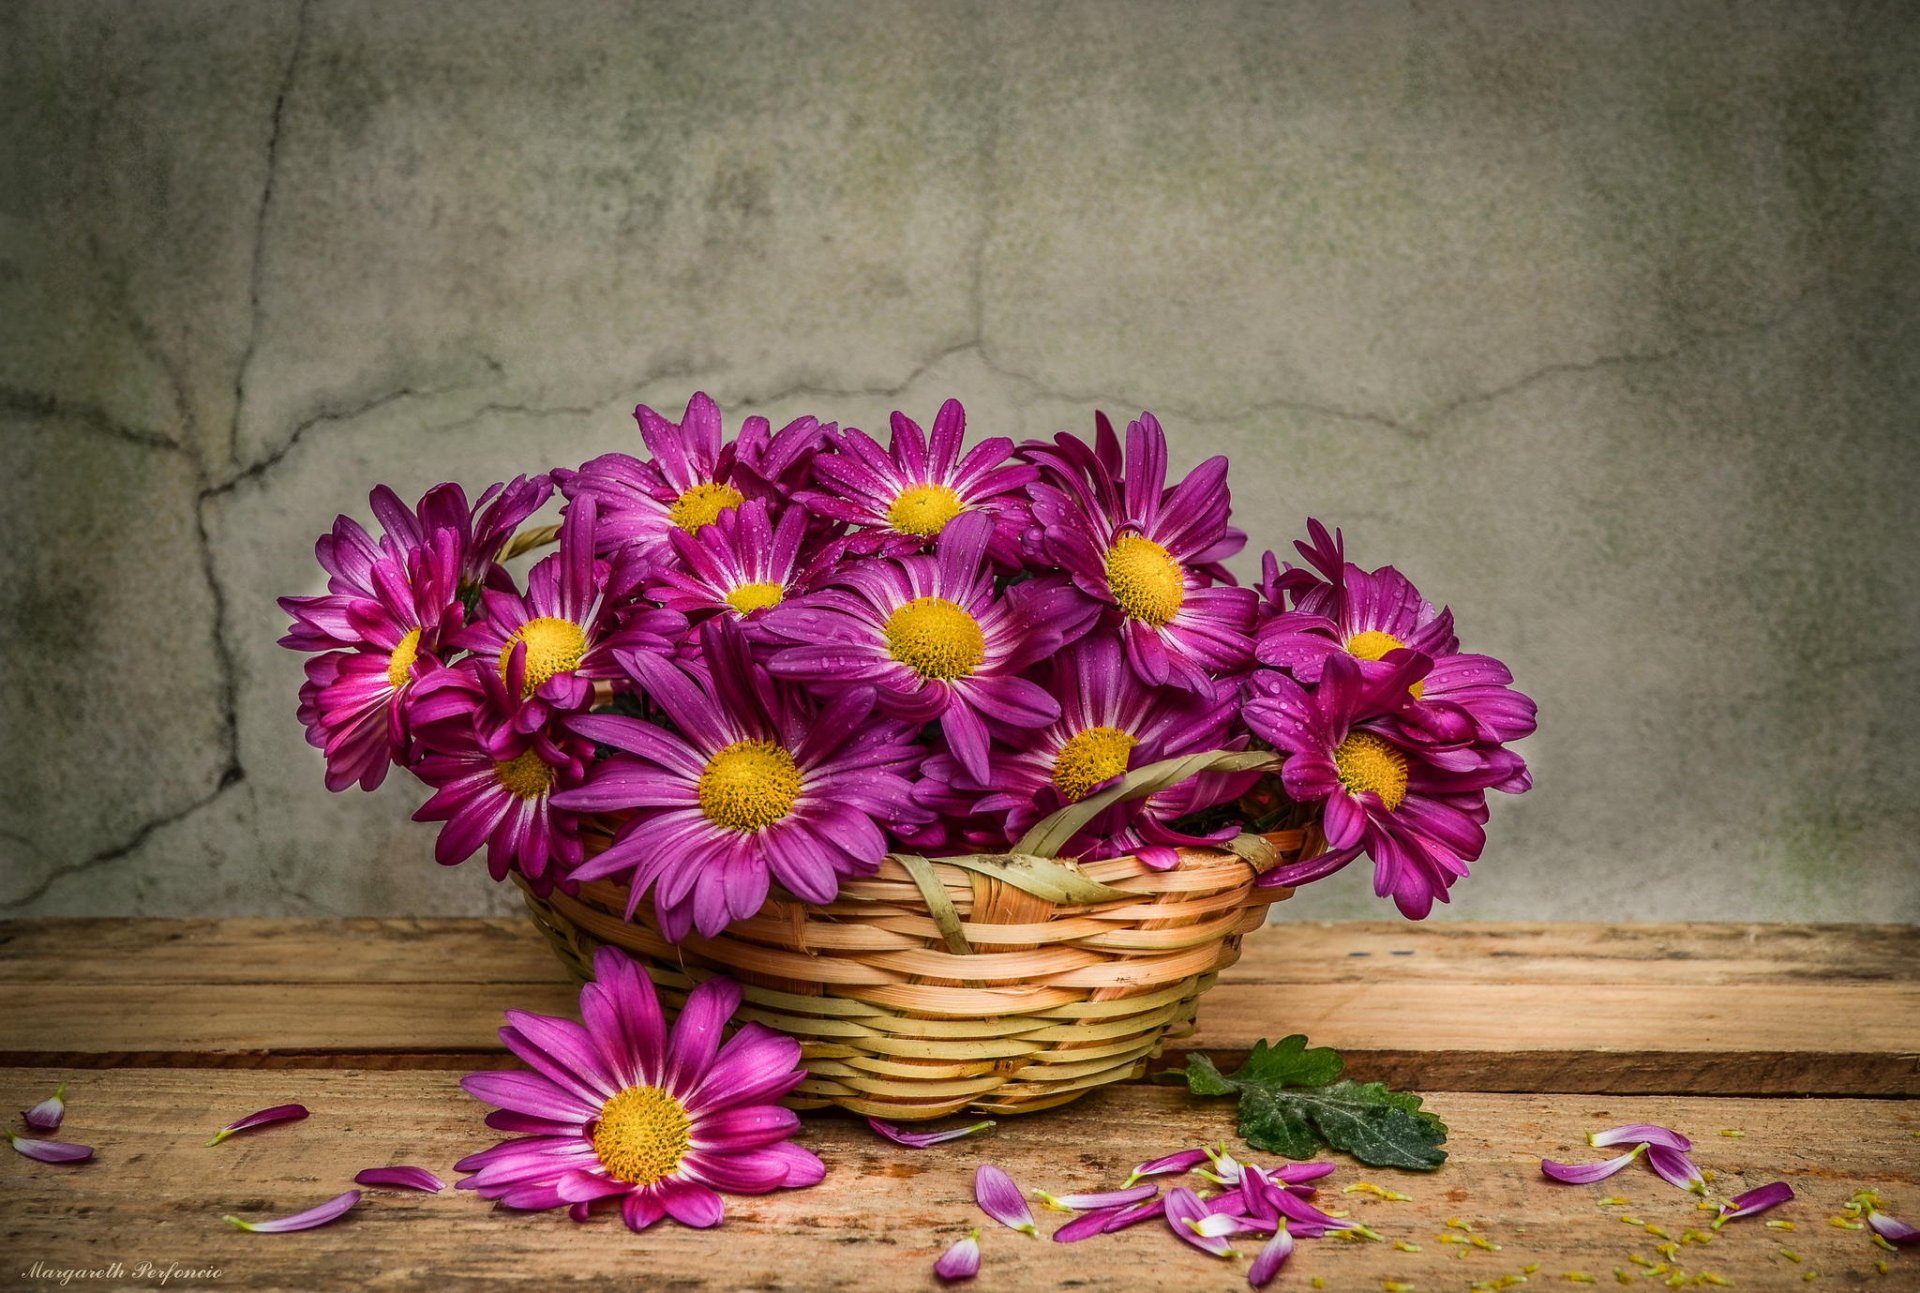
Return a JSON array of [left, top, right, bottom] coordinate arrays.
[[2, 1072, 1915, 1292], [3, 920, 1916, 1094]]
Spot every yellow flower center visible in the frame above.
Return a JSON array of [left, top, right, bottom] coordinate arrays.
[[1050, 726, 1140, 802], [724, 581, 786, 615], [669, 481, 745, 532], [886, 483, 967, 538], [498, 616, 587, 696], [884, 596, 986, 681], [493, 749, 555, 801], [386, 626, 423, 690], [1332, 731, 1409, 811], [697, 739, 803, 833], [591, 1084, 692, 1187], [1104, 535, 1186, 627], [1345, 630, 1424, 699]]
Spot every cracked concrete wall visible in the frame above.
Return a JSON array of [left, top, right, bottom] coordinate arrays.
[[3, 0, 1916, 922]]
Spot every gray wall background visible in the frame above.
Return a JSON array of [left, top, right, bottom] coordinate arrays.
[[4, 1, 1916, 923]]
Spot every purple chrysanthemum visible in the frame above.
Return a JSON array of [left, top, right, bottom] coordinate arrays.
[[796, 399, 1037, 564], [551, 619, 928, 939], [921, 636, 1252, 865], [1244, 651, 1527, 917], [457, 948, 823, 1229], [290, 531, 462, 792], [409, 680, 593, 891], [646, 498, 835, 633], [761, 512, 1092, 784], [453, 497, 684, 748], [555, 392, 826, 562], [1026, 412, 1256, 695], [1257, 521, 1537, 755]]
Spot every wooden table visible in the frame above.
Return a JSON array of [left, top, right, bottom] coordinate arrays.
[[3, 920, 1915, 1290]]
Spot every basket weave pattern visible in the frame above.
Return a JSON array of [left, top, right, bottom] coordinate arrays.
[[517, 819, 1320, 1120]]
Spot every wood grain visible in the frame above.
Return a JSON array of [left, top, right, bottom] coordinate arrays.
[[3, 920, 1915, 1094], [3, 1071, 1915, 1292]]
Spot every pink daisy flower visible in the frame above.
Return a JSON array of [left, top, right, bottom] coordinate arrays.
[[921, 636, 1253, 866], [1244, 651, 1528, 918], [551, 619, 928, 939], [291, 531, 461, 792], [453, 496, 684, 747], [645, 498, 835, 632], [761, 512, 1093, 784], [457, 947, 823, 1229], [796, 399, 1037, 563], [555, 392, 826, 562], [278, 476, 550, 651], [1256, 520, 1538, 755], [408, 679, 593, 892], [1025, 412, 1256, 695]]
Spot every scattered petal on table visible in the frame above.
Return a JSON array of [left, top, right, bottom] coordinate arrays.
[[22, 1083, 67, 1133], [974, 1164, 1037, 1236], [1589, 1122, 1693, 1153], [1713, 1181, 1795, 1229], [1542, 1145, 1646, 1184], [224, 1190, 362, 1233], [1165, 1187, 1240, 1258], [934, 1229, 981, 1281], [1035, 1183, 1158, 1213], [353, 1165, 447, 1193], [208, 1103, 310, 1147], [6, 1128, 93, 1164], [1646, 1145, 1707, 1194], [867, 1118, 995, 1149], [1248, 1224, 1295, 1289], [1122, 1147, 1210, 1188], [1052, 1206, 1126, 1243], [1866, 1209, 1919, 1246]]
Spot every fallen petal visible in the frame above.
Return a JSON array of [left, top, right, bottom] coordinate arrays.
[[1100, 1196, 1169, 1233], [1191, 1212, 1271, 1239], [1053, 1206, 1127, 1243], [1165, 1187, 1240, 1258], [22, 1083, 67, 1133], [1713, 1181, 1796, 1229], [1268, 1161, 1337, 1185], [868, 1117, 995, 1149], [6, 1128, 93, 1164], [224, 1190, 361, 1232], [209, 1104, 310, 1147], [353, 1165, 447, 1193], [1589, 1123, 1693, 1153], [974, 1163, 1037, 1236], [1541, 1145, 1647, 1184], [1867, 1210, 1919, 1246], [1202, 1142, 1248, 1186], [1248, 1224, 1296, 1289], [1645, 1145, 1707, 1195], [1035, 1183, 1159, 1213], [934, 1229, 981, 1281], [1123, 1146, 1211, 1187]]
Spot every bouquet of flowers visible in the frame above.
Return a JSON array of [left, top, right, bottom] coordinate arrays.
[[281, 394, 1534, 1114]]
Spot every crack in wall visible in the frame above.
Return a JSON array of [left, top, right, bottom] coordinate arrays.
[[228, 0, 312, 470]]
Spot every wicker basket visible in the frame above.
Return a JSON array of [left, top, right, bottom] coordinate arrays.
[[515, 762, 1320, 1118]]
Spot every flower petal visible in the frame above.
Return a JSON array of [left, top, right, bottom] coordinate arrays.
[[1248, 1224, 1295, 1288], [1541, 1144, 1647, 1184], [1713, 1180, 1795, 1228], [22, 1083, 67, 1133], [1867, 1209, 1920, 1246], [1645, 1145, 1707, 1194], [208, 1103, 310, 1147], [1122, 1146, 1211, 1187], [974, 1163, 1038, 1236], [1101, 1196, 1172, 1233], [1052, 1206, 1127, 1243], [1035, 1183, 1159, 1213], [224, 1190, 361, 1232], [1165, 1187, 1240, 1258], [6, 1129, 93, 1164], [353, 1165, 446, 1193], [1589, 1122, 1693, 1153], [867, 1117, 995, 1149], [934, 1229, 982, 1282], [657, 1175, 726, 1228]]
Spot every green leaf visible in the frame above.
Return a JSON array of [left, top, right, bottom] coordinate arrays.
[[1161, 1034, 1449, 1171]]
